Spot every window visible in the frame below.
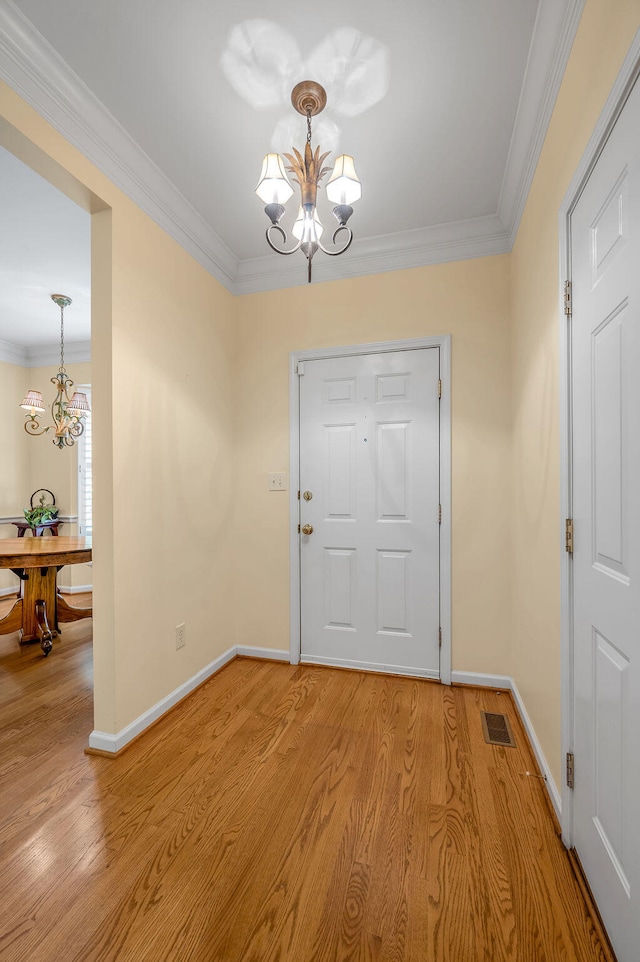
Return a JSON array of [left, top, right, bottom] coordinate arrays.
[[77, 386, 92, 537]]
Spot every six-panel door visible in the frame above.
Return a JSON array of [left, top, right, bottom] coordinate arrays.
[[299, 348, 441, 677]]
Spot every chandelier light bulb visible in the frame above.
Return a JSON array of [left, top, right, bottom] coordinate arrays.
[[326, 155, 361, 206]]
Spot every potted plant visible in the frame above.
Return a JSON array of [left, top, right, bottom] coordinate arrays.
[[24, 491, 59, 529]]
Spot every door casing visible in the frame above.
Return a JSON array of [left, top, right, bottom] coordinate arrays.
[[559, 33, 640, 848], [289, 336, 452, 683]]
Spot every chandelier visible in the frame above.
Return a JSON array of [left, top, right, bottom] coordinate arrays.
[[19, 294, 90, 450], [255, 81, 361, 283]]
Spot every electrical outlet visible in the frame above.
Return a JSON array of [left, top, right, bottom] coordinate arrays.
[[268, 472, 287, 491], [176, 623, 186, 649]]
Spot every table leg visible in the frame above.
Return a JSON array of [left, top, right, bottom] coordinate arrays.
[[20, 566, 58, 647], [57, 592, 92, 623], [0, 598, 23, 635], [35, 600, 54, 655]]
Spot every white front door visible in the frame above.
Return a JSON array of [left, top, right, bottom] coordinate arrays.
[[298, 348, 441, 677], [570, 77, 640, 961]]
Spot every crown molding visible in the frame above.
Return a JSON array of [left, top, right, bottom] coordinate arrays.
[[0, 337, 90, 366], [0, 335, 27, 365], [26, 339, 91, 367], [235, 214, 510, 295], [0, 1, 239, 290], [498, 0, 586, 243], [0, 0, 583, 295]]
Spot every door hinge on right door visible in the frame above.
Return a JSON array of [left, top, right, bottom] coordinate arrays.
[[565, 518, 574, 553], [566, 751, 575, 789], [564, 280, 572, 316]]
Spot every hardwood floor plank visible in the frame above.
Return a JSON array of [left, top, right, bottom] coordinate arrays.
[[0, 622, 617, 962]]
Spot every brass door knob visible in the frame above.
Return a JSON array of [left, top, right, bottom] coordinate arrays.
[[301, 524, 314, 535]]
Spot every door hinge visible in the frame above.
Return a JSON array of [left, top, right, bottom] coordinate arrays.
[[297, 361, 305, 376], [565, 518, 574, 554], [438, 504, 442, 524], [566, 751, 575, 789], [564, 280, 572, 316], [438, 378, 442, 399], [438, 627, 442, 649]]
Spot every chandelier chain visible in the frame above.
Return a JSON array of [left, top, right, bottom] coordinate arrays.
[[60, 302, 65, 372], [306, 109, 312, 145]]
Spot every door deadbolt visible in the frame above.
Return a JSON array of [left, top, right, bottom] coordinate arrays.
[[301, 524, 314, 535], [303, 490, 313, 501]]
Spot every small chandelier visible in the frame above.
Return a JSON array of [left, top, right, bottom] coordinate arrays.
[[255, 80, 361, 283], [20, 294, 90, 450]]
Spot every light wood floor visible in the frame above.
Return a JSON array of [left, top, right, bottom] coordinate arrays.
[[0, 601, 615, 962]]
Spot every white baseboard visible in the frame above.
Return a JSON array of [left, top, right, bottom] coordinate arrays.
[[88, 644, 290, 754], [451, 670, 513, 689], [451, 670, 561, 821], [89, 645, 238, 753], [0, 584, 93, 596], [237, 645, 289, 661]]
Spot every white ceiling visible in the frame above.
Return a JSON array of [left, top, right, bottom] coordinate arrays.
[[0, 0, 585, 350]]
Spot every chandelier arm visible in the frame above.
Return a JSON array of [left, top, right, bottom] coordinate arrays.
[[24, 418, 49, 437], [265, 224, 303, 256], [316, 225, 354, 257]]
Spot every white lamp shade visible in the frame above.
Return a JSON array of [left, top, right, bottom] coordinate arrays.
[[326, 154, 361, 205], [68, 392, 90, 416], [255, 153, 294, 205], [20, 390, 45, 413], [292, 206, 324, 242]]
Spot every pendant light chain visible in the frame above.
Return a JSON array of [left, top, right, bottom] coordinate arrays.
[[306, 109, 312, 145], [59, 300, 65, 373]]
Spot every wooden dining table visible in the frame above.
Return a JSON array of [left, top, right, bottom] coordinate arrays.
[[0, 536, 92, 655]]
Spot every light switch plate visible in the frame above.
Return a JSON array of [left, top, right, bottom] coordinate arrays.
[[268, 473, 287, 491]]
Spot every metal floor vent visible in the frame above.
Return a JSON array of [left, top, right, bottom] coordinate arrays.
[[481, 711, 516, 748]]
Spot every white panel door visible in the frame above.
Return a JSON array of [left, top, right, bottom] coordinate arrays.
[[571, 78, 640, 961], [299, 348, 440, 677]]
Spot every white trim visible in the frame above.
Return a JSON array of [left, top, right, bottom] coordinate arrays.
[[236, 216, 511, 295], [88, 645, 236, 753], [0, 1, 584, 295], [301, 654, 439, 680], [26, 340, 91, 367], [0, 514, 78, 524], [451, 670, 561, 821], [58, 584, 92, 595], [0, 336, 90, 367], [236, 645, 289, 662], [510, 678, 562, 820], [451, 670, 512, 689], [558, 28, 640, 849], [0, 586, 18, 597], [0, 336, 27, 365], [289, 336, 452, 685], [499, 0, 585, 244], [0, 2, 239, 293]]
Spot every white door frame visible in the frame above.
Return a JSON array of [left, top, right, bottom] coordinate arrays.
[[289, 335, 452, 684], [558, 31, 640, 847]]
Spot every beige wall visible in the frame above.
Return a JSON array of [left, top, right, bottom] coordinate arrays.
[[511, 0, 640, 785], [0, 82, 237, 734], [0, 359, 29, 590], [234, 257, 513, 675]]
